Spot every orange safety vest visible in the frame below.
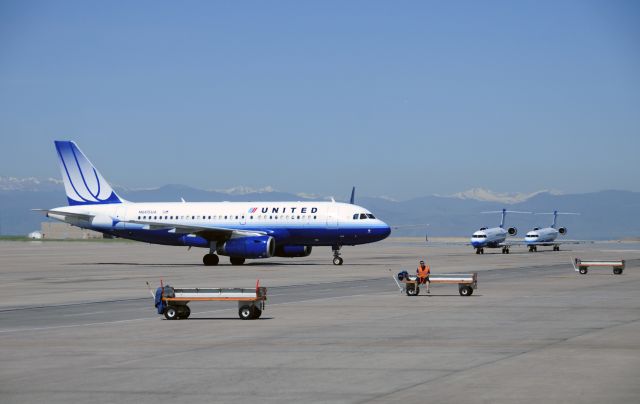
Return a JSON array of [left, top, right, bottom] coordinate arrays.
[[417, 265, 430, 278]]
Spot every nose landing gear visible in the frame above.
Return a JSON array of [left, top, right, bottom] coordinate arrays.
[[332, 245, 343, 265]]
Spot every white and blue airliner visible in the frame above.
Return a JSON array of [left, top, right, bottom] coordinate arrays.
[[37, 141, 391, 266], [470, 209, 529, 254], [524, 211, 580, 252]]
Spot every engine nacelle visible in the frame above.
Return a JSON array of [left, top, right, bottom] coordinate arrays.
[[507, 227, 518, 236], [218, 236, 275, 258], [558, 227, 567, 235], [274, 245, 313, 257]]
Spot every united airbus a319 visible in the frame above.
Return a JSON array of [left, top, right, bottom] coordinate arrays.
[[36, 141, 391, 266]]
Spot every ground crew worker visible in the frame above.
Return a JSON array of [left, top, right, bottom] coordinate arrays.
[[417, 260, 431, 293]]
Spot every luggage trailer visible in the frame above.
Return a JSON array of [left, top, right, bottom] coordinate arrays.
[[572, 258, 625, 275], [392, 270, 478, 296], [153, 283, 267, 320]]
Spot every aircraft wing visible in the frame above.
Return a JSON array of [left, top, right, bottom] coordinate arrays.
[[127, 219, 267, 241], [525, 240, 592, 246]]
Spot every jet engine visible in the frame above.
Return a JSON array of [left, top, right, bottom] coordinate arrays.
[[274, 245, 313, 257], [558, 227, 567, 235], [507, 227, 518, 236], [218, 236, 275, 258]]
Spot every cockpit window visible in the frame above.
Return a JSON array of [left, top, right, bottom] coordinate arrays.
[[366, 214, 375, 219], [360, 213, 367, 219], [353, 214, 358, 220]]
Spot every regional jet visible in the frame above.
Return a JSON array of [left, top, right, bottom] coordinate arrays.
[[36, 141, 391, 266], [470, 209, 529, 254], [524, 211, 581, 252]]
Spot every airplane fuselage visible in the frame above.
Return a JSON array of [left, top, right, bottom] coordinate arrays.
[[49, 201, 391, 249], [525, 227, 559, 246], [470, 227, 508, 249]]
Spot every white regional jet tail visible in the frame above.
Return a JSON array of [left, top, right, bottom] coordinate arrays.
[[54, 140, 125, 206]]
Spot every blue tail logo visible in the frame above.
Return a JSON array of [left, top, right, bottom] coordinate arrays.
[[54, 141, 123, 206]]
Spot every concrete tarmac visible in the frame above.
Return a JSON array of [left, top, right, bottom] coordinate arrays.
[[1, 239, 639, 403]]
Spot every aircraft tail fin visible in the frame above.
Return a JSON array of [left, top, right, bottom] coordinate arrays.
[[535, 210, 580, 228], [54, 140, 125, 206], [482, 209, 531, 228]]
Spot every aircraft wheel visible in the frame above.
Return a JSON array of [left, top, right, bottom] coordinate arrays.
[[164, 306, 178, 320], [333, 256, 343, 265], [506, 248, 510, 254], [480, 248, 484, 254], [239, 305, 253, 320], [230, 257, 246, 265], [476, 249, 480, 255], [203, 254, 219, 266]]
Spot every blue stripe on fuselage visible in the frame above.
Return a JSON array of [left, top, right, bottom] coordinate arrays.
[[101, 224, 391, 248]]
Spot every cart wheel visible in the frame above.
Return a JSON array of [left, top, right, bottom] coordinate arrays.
[[579, 267, 588, 275], [164, 306, 178, 320], [239, 305, 253, 320], [613, 268, 623, 275], [182, 306, 191, 319], [459, 286, 472, 296], [406, 285, 419, 296], [252, 307, 262, 319]]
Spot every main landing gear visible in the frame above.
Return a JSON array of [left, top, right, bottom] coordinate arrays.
[[475, 248, 484, 254], [203, 254, 219, 266], [553, 245, 560, 251], [501, 247, 510, 254], [203, 241, 219, 266], [332, 245, 343, 265], [528, 246, 538, 252]]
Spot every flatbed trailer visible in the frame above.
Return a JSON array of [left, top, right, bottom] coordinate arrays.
[[392, 270, 478, 296], [573, 258, 625, 275], [153, 283, 267, 320]]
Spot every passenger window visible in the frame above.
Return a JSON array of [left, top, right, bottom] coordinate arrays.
[[297, 215, 301, 219], [313, 216, 317, 219]]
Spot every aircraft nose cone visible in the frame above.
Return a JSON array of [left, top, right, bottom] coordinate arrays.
[[374, 221, 391, 240]]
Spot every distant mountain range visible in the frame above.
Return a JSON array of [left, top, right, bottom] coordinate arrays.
[[1, 177, 638, 240]]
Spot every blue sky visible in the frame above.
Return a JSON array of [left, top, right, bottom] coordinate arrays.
[[1, 0, 639, 200]]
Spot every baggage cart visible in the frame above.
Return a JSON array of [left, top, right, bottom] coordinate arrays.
[[151, 281, 267, 320], [572, 258, 625, 275]]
